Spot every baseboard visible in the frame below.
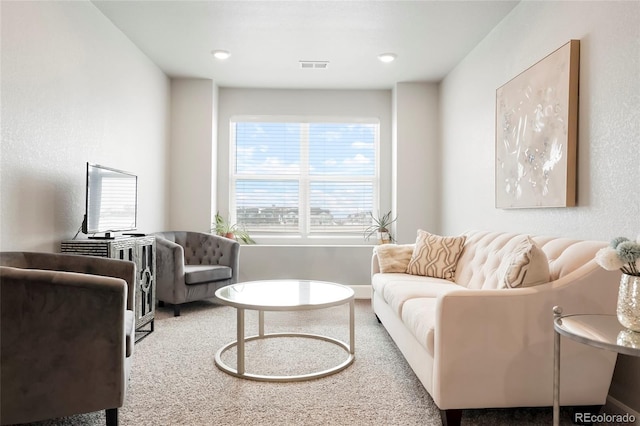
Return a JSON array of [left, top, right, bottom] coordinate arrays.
[[604, 395, 639, 425], [350, 285, 372, 299]]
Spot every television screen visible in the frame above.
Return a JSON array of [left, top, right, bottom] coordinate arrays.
[[83, 163, 137, 235]]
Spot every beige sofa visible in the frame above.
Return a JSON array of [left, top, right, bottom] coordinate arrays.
[[371, 230, 620, 425]]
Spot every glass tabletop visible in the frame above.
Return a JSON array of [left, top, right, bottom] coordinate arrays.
[[215, 279, 355, 311], [554, 314, 640, 357]]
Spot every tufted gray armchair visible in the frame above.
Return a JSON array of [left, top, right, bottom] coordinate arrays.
[[151, 231, 240, 316], [0, 251, 135, 426]]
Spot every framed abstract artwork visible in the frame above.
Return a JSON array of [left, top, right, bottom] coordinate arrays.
[[495, 40, 580, 209]]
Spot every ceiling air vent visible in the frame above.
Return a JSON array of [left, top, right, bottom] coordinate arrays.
[[299, 61, 329, 70]]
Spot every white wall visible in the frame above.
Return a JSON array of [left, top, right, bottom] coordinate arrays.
[[0, 1, 170, 251], [238, 245, 374, 298], [168, 79, 217, 232], [393, 82, 440, 243], [440, 1, 639, 240], [439, 0, 640, 413]]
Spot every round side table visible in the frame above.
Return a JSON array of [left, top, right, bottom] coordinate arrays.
[[552, 306, 640, 426]]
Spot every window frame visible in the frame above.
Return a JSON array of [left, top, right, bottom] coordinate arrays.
[[229, 115, 381, 245]]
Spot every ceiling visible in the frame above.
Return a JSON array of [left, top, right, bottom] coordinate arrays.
[[91, 1, 519, 90]]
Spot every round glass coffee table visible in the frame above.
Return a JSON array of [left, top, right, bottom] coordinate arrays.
[[214, 279, 355, 382]]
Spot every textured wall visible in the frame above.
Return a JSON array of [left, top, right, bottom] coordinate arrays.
[[439, 0, 640, 413], [393, 82, 440, 244], [238, 245, 373, 298], [168, 79, 217, 232], [1, 2, 170, 251], [440, 1, 639, 241]]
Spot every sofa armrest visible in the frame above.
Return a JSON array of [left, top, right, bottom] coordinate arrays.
[[371, 250, 381, 276], [432, 264, 619, 409]]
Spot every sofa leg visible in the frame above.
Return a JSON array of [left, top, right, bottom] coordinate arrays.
[[375, 314, 381, 324], [158, 300, 165, 307], [105, 408, 118, 426], [173, 304, 181, 317], [440, 409, 462, 426]]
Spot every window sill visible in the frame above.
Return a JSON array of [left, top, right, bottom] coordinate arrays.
[[247, 235, 378, 247]]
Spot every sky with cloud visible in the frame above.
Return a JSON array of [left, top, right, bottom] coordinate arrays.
[[234, 121, 376, 223]]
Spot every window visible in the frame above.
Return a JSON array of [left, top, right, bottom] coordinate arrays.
[[230, 117, 379, 240]]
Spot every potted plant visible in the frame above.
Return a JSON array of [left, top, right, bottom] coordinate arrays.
[[363, 210, 397, 244], [212, 212, 255, 244]]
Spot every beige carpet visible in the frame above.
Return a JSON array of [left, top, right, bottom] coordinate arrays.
[[18, 299, 579, 425]]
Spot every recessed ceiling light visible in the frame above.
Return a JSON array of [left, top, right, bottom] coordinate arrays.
[[378, 53, 397, 63], [212, 50, 231, 60]]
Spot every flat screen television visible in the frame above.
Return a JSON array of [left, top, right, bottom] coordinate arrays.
[[82, 163, 138, 238]]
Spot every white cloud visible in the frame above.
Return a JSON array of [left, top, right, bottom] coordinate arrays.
[[343, 154, 370, 165], [351, 141, 374, 149]]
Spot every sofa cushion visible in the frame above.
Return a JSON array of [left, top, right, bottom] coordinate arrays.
[[372, 273, 443, 297], [373, 274, 463, 317], [401, 298, 438, 356], [184, 265, 232, 284], [406, 230, 466, 281], [497, 236, 550, 288], [375, 244, 414, 273]]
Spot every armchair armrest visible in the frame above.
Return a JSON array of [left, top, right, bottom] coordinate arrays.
[[154, 237, 186, 300], [0, 251, 135, 311]]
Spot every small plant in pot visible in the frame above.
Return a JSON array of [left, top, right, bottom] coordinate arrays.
[[212, 212, 255, 244], [363, 211, 397, 244]]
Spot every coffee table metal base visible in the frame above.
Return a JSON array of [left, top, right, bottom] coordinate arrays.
[[215, 304, 355, 382], [215, 332, 355, 382]]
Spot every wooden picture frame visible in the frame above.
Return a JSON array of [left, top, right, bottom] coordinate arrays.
[[495, 40, 579, 209]]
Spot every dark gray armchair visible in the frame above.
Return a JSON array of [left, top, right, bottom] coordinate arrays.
[[151, 231, 240, 316], [0, 252, 135, 426]]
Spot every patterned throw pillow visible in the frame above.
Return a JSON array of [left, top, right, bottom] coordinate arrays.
[[497, 236, 550, 288], [406, 230, 466, 281], [375, 244, 415, 273]]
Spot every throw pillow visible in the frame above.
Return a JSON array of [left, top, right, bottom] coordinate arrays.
[[406, 230, 466, 281], [497, 236, 550, 288], [375, 244, 414, 273]]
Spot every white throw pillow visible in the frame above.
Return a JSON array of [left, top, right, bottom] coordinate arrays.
[[406, 230, 466, 281], [497, 236, 550, 288], [375, 244, 414, 273]]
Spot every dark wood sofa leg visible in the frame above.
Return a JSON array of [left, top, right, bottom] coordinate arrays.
[[105, 408, 118, 426], [174, 304, 181, 316], [440, 409, 462, 426], [375, 314, 381, 324], [158, 300, 165, 307]]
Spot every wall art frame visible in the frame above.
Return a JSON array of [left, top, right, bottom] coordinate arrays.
[[495, 39, 580, 209]]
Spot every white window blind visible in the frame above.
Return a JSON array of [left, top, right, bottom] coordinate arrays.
[[230, 117, 379, 238]]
